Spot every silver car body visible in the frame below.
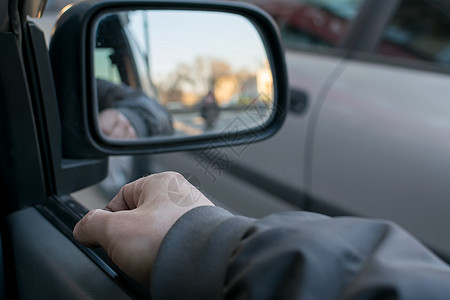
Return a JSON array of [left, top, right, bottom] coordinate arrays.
[[153, 0, 450, 258]]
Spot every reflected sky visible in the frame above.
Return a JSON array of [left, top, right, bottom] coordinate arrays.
[[126, 10, 269, 80]]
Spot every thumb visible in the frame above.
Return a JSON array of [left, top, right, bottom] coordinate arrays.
[[73, 209, 111, 248]]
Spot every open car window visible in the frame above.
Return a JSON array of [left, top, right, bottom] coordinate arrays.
[[246, 0, 366, 51], [376, 0, 450, 69]]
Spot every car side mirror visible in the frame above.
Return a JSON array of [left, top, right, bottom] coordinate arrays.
[[50, 0, 288, 158]]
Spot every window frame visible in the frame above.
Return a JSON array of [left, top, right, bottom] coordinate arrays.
[[349, 0, 450, 75], [269, 0, 397, 58]]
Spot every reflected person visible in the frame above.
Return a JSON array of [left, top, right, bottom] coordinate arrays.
[[97, 79, 173, 139], [200, 90, 220, 130]]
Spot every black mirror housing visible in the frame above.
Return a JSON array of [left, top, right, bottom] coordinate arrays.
[[50, 0, 288, 158]]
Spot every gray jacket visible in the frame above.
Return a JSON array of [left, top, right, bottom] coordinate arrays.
[[152, 206, 450, 299]]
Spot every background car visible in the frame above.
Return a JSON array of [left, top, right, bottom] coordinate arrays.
[[147, 0, 450, 261]]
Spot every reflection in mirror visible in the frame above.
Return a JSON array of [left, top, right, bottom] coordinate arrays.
[[94, 10, 274, 142]]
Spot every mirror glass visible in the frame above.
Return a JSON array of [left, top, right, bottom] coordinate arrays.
[[93, 10, 274, 142]]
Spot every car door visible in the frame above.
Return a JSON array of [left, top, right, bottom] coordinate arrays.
[[309, 0, 450, 259]]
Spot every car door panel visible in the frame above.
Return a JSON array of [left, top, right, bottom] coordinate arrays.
[[6, 207, 130, 299], [310, 60, 450, 255]]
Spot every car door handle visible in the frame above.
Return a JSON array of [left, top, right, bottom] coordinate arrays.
[[289, 89, 308, 114]]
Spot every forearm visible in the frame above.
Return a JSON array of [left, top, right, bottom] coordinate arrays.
[[151, 207, 450, 299], [151, 206, 253, 299]]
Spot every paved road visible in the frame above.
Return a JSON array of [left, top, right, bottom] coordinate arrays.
[[71, 185, 109, 210], [173, 109, 267, 136]]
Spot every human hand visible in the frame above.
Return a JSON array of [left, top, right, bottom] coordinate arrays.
[[73, 172, 214, 286], [98, 108, 137, 140]]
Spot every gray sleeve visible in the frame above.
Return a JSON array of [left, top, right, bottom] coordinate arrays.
[[150, 207, 254, 299], [151, 207, 450, 299], [96, 79, 173, 137], [116, 106, 150, 138], [115, 97, 173, 137]]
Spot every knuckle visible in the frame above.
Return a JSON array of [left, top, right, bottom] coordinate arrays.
[[162, 171, 183, 179]]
